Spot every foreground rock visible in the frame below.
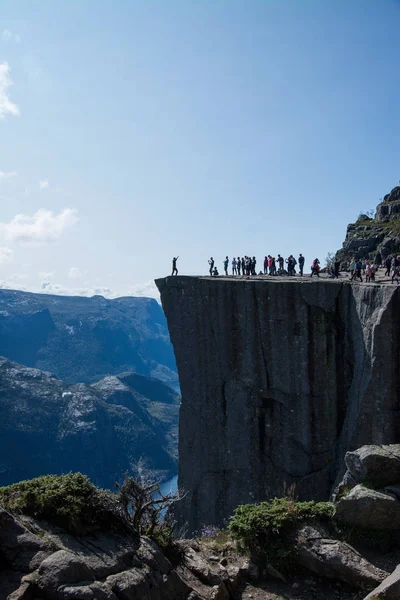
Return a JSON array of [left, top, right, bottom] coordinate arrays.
[[363, 565, 400, 600], [335, 485, 400, 530], [0, 508, 243, 600], [339, 445, 400, 490], [0, 357, 179, 488], [294, 524, 387, 589]]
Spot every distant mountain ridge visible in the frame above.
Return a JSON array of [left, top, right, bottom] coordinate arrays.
[[0, 289, 178, 389], [0, 357, 179, 488]]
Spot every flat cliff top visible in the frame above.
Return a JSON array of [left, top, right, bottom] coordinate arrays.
[[156, 271, 396, 286]]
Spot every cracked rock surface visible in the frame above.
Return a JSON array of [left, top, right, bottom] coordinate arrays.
[[156, 276, 400, 531]]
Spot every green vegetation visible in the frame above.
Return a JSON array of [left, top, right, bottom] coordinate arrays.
[[0, 473, 129, 534], [352, 218, 400, 237], [0, 472, 184, 548], [229, 498, 334, 570]]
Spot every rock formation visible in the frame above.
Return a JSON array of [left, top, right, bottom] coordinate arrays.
[[0, 504, 247, 600], [335, 185, 400, 266], [156, 276, 400, 532], [0, 357, 179, 487], [0, 289, 178, 389], [3, 444, 400, 600]]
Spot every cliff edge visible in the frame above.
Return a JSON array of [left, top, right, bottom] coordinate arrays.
[[156, 276, 400, 532]]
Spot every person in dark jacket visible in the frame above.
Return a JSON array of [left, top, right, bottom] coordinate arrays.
[[298, 254, 305, 276], [208, 257, 214, 276], [171, 256, 179, 276]]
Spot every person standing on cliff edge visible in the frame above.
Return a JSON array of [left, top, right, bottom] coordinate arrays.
[[298, 253, 305, 276], [171, 256, 179, 276], [223, 256, 229, 276], [208, 257, 214, 276]]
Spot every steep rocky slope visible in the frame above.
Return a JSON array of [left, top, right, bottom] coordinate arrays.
[[336, 185, 400, 265], [0, 357, 179, 488], [156, 275, 400, 532], [0, 289, 178, 389]]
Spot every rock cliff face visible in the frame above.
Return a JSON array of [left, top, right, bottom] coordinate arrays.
[[156, 276, 400, 532]]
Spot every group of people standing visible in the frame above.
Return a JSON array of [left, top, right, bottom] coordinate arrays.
[[349, 256, 400, 284], [208, 254, 318, 277]]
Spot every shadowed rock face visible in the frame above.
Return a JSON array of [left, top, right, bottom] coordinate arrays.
[[155, 276, 400, 532]]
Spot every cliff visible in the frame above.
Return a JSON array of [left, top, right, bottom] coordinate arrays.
[[156, 276, 400, 532]]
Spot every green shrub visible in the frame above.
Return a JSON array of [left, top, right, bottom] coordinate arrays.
[[0, 473, 131, 534], [229, 498, 334, 570]]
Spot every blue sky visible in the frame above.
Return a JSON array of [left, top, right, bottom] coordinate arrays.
[[1, 0, 400, 298]]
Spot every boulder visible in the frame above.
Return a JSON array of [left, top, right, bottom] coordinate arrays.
[[344, 445, 400, 489], [0, 509, 52, 573], [36, 550, 95, 599], [336, 485, 400, 530], [363, 564, 400, 600], [294, 524, 387, 589]]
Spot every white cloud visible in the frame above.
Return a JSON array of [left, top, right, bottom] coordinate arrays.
[[39, 281, 119, 298], [2, 30, 21, 44], [127, 280, 160, 301], [68, 267, 86, 280], [39, 179, 49, 190], [0, 62, 19, 119], [0, 208, 79, 244], [0, 247, 13, 264], [39, 271, 55, 280], [0, 170, 17, 180]]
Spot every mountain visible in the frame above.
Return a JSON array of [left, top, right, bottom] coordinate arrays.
[[0, 289, 178, 389], [335, 185, 400, 266], [0, 356, 179, 488]]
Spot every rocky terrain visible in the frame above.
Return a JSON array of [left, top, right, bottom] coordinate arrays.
[[0, 357, 179, 488], [156, 275, 400, 532], [335, 185, 400, 266], [0, 289, 178, 389], [2, 444, 400, 600]]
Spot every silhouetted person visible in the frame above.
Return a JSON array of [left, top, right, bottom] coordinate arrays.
[[237, 257, 241, 275], [171, 256, 179, 276], [334, 260, 340, 278], [208, 257, 214, 276], [223, 256, 229, 276], [298, 254, 305, 276]]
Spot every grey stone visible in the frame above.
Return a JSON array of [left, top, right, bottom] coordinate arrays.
[[37, 550, 94, 599], [345, 445, 400, 489], [136, 537, 172, 575], [182, 550, 223, 586], [294, 524, 387, 588], [363, 564, 400, 599], [106, 567, 190, 600], [335, 485, 400, 529], [156, 275, 400, 531], [7, 582, 33, 600], [58, 581, 118, 600], [209, 584, 229, 600]]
